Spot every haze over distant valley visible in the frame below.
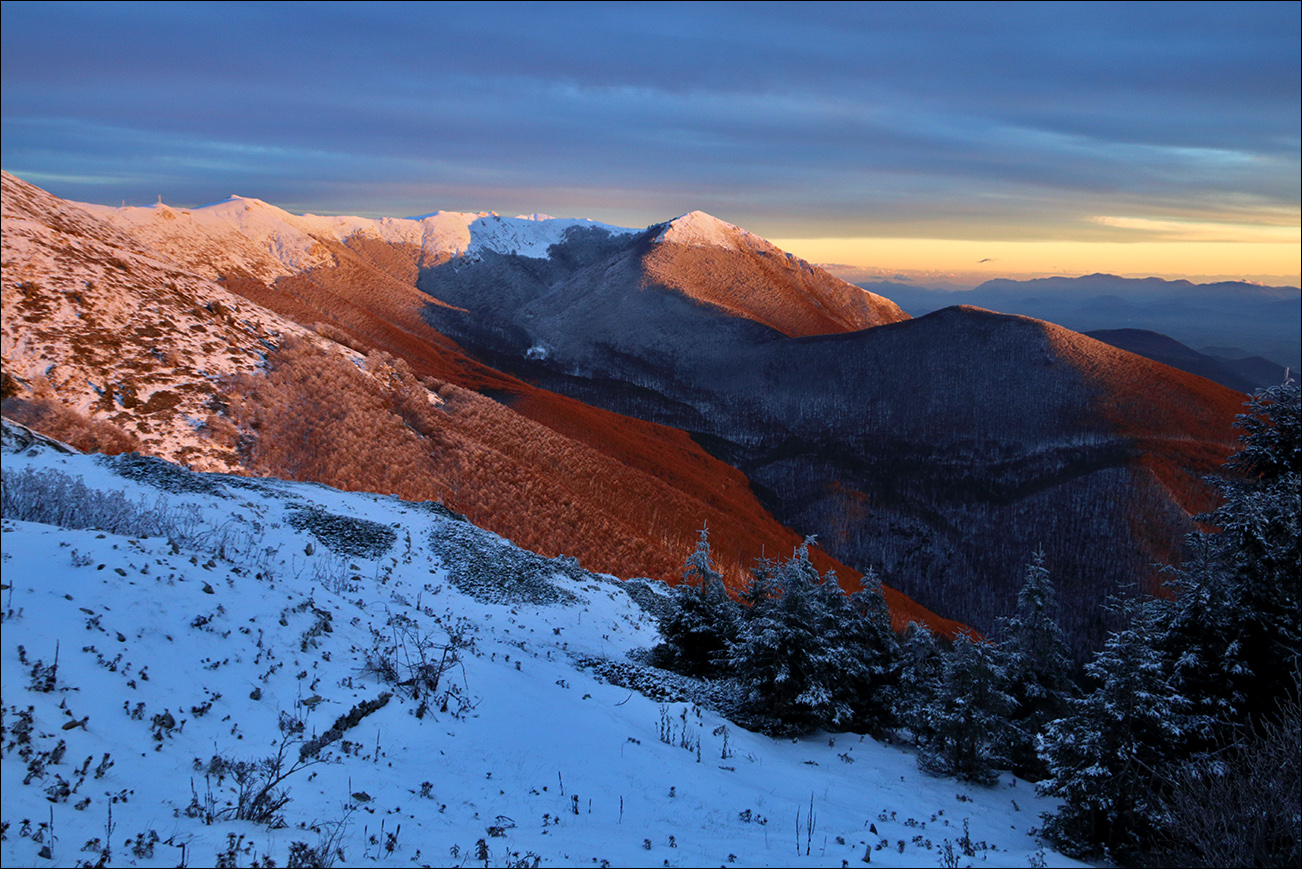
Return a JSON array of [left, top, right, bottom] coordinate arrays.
[[858, 274, 1302, 378]]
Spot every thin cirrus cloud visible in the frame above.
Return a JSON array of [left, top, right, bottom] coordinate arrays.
[[1, 1, 1297, 276], [1087, 216, 1302, 244]]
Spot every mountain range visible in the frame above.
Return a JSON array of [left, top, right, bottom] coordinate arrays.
[[864, 275, 1301, 377], [1, 170, 1248, 653], [0, 171, 955, 635]]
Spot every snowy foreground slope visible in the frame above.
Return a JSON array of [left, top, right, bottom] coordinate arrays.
[[0, 432, 1084, 868]]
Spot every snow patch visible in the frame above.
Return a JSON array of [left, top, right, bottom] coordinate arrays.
[[465, 214, 637, 259]]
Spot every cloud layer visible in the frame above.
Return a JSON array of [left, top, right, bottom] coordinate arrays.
[[2, 1, 1298, 250]]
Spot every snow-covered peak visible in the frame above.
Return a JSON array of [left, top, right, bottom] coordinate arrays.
[[201, 193, 279, 211], [77, 196, 335, 277], [465, 213, 637, 259], [654, 210, 767, 254]]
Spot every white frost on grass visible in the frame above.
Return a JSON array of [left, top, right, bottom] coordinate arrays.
[[0, 440, 1085, 868]]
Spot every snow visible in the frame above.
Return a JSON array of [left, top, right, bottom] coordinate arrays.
[[464, 214, 637, 260], [67, 184, 796, 313], [0, 433, 1086, 868], [654, 211, 769, 254], [77, 197, 469, 280], [1, 171, 337, 472], [76, 196, 637, 282]]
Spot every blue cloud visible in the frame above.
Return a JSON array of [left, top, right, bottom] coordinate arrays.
[[2, 1, 1297, 237]]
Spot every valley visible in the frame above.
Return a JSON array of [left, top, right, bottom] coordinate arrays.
[[1, 170, 1252, 654]]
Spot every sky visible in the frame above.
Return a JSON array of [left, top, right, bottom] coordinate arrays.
[[2, 1, 1299, 285]]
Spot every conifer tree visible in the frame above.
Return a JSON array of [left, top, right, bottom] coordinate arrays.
[[1039, 379, 1301, 861], [657, 525, 739, 676], [1147, 379, 1301, 863], [728, 539, 842, 730], [827, 568, 902, 730], [915, 632, 1012, 785], [897, 621, 944, 742], [995, 548, 1072, 779], [740, 550, 780, 609], [1163, 378, 1300, 730], [1038, 598, 1187, 859]]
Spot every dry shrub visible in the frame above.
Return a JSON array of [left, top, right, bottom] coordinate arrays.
[[1158, 692, 1301, 868], [311, 321, 371, 355], [225, 337, 451, 500], [202, 414, 239, 448], [2, 392, 140, 456], [1, 369, 22, 401]]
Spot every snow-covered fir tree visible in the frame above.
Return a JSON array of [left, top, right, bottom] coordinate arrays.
[[1038, 597, 1188, 859], [994, 548, 1072, 779], [739, 549, 780, 609], [1148, 379, 1301, 864], [846, 570, 905, 727], [656, 525, 739, 676], [914, 632, 1012, 785], [813, 566, 901, 731], [1166, 377, 1300, 728], [656, 532, 900, 733], [728, 538, 849, 731], [896, 621, 945, 742], [1040, 378, 1301, 863]]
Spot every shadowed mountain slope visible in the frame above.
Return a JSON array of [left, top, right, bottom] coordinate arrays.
[[461, 298, 1241, 654], [413, 211, 907, 388], [649, 306, 1242, 653], [408, 224, 1245, 654]]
